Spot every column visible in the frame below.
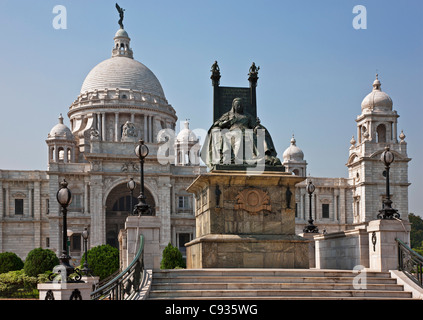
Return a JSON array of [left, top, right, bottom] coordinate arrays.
[[28, 183, 33, 217], [101, 113, 106, 141], [144, 115, 148, 141], [54, 144, 59, 163], [300, 188, 305, 221], [130, 113, 135, 123], [115, 112, 119, 142], [90, 176, 104, 247], [393, 121, 398, 142], [4, 184, 9, 217], [84, 181, 89, 214], [334, 189, 339, 222], [150, 115, 154, 143], [33, 181, 41, 247], [339, 187, 346, 226], [357, 126, 361, 144], [148, 115, 153, 143]]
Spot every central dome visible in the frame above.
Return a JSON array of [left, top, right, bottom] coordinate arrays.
[[80, 56, 166, 99]]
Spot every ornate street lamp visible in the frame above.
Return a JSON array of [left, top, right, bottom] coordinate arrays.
[[303, 179, 319, 233], [54, 179, 81, 282], [81, 227, 91, 276], [378, 146, 400, 219], [133, 140, 152, 215], [127, 177, 136, 215]]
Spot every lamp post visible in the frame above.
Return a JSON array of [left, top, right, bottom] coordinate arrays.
[[55, 179, 81, 281], [303, 179, 319, 233], [378, 146, 400, 219], [133, 140, 152, 215], [67, 229, 73, 256], [127, 177, 136, 215], [81, 227, 91, 276]]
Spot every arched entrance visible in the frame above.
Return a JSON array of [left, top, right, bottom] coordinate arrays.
[[105, 182, 156, 248]]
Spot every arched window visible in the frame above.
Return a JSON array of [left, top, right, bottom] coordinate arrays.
[[377, 124, 386, 143], [58, 147, 65, 161], [112, 195, 138, 212]]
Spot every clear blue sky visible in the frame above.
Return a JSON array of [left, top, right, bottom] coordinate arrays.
[[0, 0, 422, 215]]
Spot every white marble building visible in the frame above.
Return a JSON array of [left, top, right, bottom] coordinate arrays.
[[0, 25, 205, 261], [285, 75, 411, 234], [0, 20, 411, 267]]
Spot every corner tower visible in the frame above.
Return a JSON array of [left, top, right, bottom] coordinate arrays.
[[347, 74, 411, 223]]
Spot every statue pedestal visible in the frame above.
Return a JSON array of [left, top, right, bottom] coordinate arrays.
[[185, 170, 309, 268]]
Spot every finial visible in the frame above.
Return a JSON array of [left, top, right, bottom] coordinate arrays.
[[290, 134, 296, 145], [58, 114, 64, 124], [372, 73, 381, 91], [399, 130, 406, 142]]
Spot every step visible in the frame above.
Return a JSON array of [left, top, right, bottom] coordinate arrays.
[[147, 268, 416, 300], [152, 275, 398, 285], [151, 282, 404, 291], [153, 268, 392, 279], [148, 289, 413, 299]]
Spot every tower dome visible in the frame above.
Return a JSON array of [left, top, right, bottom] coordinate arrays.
[[176, 120, 198, 142], [47, 114, 74, 141], [282, 135, 307, 176], [283, 135, 304, 162], [361, 74, 393, 112]]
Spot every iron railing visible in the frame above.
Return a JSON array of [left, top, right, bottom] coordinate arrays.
[[91, 235, 148, 300], [397, 238, 423, 288]]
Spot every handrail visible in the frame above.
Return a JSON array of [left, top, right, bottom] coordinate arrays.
[[91, 234, 147, 300], [396, 238, 423, 288]]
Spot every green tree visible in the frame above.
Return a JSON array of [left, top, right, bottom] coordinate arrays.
[[409, 213, 423, 249], [160, 243, 186, 269], [23, 248, 59, 277], [80, 244, 119, 280], [0, 252, 24, 274]]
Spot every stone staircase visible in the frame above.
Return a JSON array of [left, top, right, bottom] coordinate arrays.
[[148, 268, 416, 300]]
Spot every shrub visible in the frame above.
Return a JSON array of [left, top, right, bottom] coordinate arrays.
[[160, 243, 186, 269], [0, 252, 24, 274], [0, 270, 38, 298], [23, 248, 60, 277], [80, 244, 119, 280]]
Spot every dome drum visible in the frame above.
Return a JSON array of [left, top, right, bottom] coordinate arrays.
[[69, 88, 175, 119]]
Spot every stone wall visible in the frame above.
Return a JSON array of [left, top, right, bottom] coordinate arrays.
[[314, 227, 369, 270]]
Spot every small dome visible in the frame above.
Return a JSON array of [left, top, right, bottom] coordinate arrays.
[[361, 74, 393, 112], [115, 28, 129, 38], [176, 120, 197, 142], [48, 115, 74, 140], [283, 135, 304, 161]]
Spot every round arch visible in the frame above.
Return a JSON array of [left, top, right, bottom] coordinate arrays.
[[104, 180, 156, 248]]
